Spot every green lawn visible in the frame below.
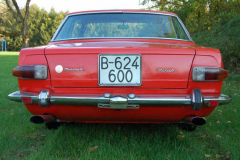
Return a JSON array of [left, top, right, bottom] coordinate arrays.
[[0, 52, 239, 159]]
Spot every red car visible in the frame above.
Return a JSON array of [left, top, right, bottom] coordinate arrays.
[[9, 10, 231, 131]]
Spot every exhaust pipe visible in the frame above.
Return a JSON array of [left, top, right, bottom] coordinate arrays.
[[30, 115, 56, 124], [183, 116, 206, 126]]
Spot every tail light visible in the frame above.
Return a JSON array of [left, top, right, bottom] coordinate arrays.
[[13, 65, 48, 79], [192, 67, 228, 81]]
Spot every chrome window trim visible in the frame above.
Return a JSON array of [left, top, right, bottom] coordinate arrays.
[[176, 16, 193, 41], [51, 37, 192, 42], [51, 15, 68, 42], [50, 11, 193, 42]]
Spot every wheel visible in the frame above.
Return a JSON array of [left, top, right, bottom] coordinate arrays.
[[45, 122, 61, 129], [178, 123, 197, 132]]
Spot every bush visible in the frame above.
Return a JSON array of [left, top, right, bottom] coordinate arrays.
[[191, 13, 240, 70]]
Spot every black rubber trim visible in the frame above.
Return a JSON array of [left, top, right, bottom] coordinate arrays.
[[192, 88, 203, 111]]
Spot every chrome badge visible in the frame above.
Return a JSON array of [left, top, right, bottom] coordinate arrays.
[[55, 65, 63, 73], [64, 68, 83, 71], [158, 69, 175, 72]]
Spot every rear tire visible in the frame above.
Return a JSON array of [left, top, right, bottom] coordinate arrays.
[[178, 123, 197, 132], [45, 122, 61, 129]]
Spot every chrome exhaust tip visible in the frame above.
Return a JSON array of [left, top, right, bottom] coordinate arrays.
[[30, 115, 56, 124], [184, 116, 206, 126]]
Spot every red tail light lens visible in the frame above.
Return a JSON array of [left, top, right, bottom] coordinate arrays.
[[205, 68, 218, 80], [13, 65, 48, 79], [192, 67, 228, 81]]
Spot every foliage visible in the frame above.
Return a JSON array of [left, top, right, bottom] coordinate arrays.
[[192, 13, 240, 69], [0, 2, 68, 51], [27, 5, 67, 47], [1, 0, 31, 48], [143, 0, 240, 69]]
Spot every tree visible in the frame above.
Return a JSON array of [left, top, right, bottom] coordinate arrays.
[[1, 0, 31, 48], [142, 0, 240, 69], [142, 0, 187, 11], [142, 0, 240, 32]]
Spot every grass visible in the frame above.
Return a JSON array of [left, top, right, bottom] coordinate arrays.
[[0, 52, 239, 159]]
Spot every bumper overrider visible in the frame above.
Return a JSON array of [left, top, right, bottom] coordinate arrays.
[[8, 89, 231, 111]]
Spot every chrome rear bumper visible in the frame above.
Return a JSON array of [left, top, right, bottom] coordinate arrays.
[[8, 89, 231, 110]]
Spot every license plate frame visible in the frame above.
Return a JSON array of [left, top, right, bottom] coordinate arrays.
[[99, 54, 142, 86]]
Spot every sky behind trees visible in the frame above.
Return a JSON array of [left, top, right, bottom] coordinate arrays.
[[16, 0, 148, 13]]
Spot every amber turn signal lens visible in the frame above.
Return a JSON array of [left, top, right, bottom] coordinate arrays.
[[12, 66, 23, 77], [217, 68, 228, 80]]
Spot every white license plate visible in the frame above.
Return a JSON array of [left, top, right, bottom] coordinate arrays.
[[99, 54, 142, 86]]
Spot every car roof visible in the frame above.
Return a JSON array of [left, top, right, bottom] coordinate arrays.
[[67, 9, 178, 16]]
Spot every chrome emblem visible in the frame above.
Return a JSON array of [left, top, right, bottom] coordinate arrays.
[[64, 68, 83, 71], [158, 69, 175, 72], [55, 65, 63, 73]]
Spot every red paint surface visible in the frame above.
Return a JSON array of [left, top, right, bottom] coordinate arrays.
[[45, 41, 195, 88], [14, 11, 225, 123], [25, 104, 215, 123]]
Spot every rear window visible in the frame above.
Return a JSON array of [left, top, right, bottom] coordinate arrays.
[[55, 13, 190, 41]]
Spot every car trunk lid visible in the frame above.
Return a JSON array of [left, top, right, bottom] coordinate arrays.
[[45, 40, 195, 89]]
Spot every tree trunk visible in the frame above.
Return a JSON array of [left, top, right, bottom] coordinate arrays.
[[4, 0, 31, 48], [22, 21, 29, 48]]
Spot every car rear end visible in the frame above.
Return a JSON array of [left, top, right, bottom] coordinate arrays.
[[8, 10, 231, 130]]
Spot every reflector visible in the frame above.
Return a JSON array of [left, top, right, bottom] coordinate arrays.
[[208, 101, 219, 107], [22, 97, 32, 104]]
